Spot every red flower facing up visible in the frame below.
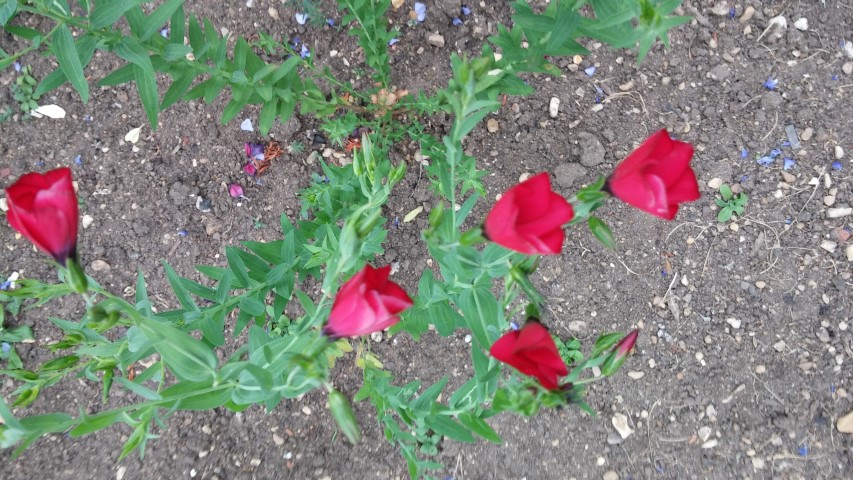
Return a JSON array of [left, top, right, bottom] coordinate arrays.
[[484, 173, 574, 255], [323, 264, 413, 339], [490, 322, 568, 390], [606, 129, 699, 220], [5, 167, 79, 265]]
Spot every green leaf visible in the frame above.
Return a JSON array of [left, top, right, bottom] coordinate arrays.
[[225, 247, 250, 287], [426, 414, 474, 443], [139, 0, 183, 41], [719, 184, 732, 200], [717, 207, 733, 223], [162, 261, 199, 312], [90, 0, 141, 30], [135, 316, 218, 382], [214, 270, 233, 304], [458, 412, 501, 443], [258, 98, 278, 135], [98, 63, 135, 86], [132, 64, 159, 129], [588, 216, 616, 250], [160, 70, 194, 110], [238, 297, 265, 316], [163, 43, 191, 61], [458, 286, 499, 349], [0, 0, 17, 25], [69, 411, 121, 436], [411, 377, 448, 412], [52, 24, 89, 102]]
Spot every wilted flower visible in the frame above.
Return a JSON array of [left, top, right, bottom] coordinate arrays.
[[764, 77, 778, 90], [414, 2, 426, 22], [295, 12, 308, 25], [228, 183, 245, 198], [243, 162, 257, 176], [245, 142, 265, 160], [300, 44, 311, 59]]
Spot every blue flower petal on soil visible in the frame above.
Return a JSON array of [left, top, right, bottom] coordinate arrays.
[[0, 280, 10, 291], [327, 18, 335, 27], [461, 5, 471, 15], [729, 7, 736, 18], [414, 2, 426, 22], [246, 142, 265, 160], [783, 158, 796, 170], [770, 148, 782, 158], [35, 160, 45, 167], [764, 77, 778, 90], [584, 66, 596, 76], [13, 62, 21, 72], [832, 75, 840, 81], [781, 141, 790, 147], [785, 217, 792, 225], [798, 444, 808, 456], [74, 155, 82, 165], [300, 44, 310, 59], [388, 38, 399, 46], [160, 27, 169, 38], [177, 229, 188, 237], [757, 156, 775, 166], [295, 13, 308, 25], [1, 342, 9, 354], [741, 148, 748, 158], [509, 322, 519, 331], [832, 161, 843, 171], [452, 17, 463, 26]]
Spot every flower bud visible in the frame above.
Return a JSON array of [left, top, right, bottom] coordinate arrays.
[[328, 390, 361, 444], [601, 329, 639, 376]]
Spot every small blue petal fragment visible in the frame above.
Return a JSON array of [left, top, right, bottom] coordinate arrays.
[[326, 18, 335, 26], [729, 7, 736, 18], [388, 38, 399, 46], [74, 155, 83, 165], [461, 5, 471, 16], [452, 17, 463, 26], [584, 66, 596, 77], [764, 77, 778, 90], [414, 2, 426, 22], [757, 156, 775, 166], [832, 75, 840, 81], [798, 444, 808, 456], [783, 158, 796, 170], [1, 342, 10, 354], [35, 160, 45, 167], [832, 161, 843, 171], [13, 62, 21, 72], [177, 229, 188, 237], [509, 322, 519, 331], [785, 217, 792, 225], [770, 149, 782, 158], [295, 13, 308, 25], [781, 141, 790, 147], [300, 44, 310, 59], [0, 280, 10, 291], [160, 27, 169, 38], [741, 148, 748, 158]]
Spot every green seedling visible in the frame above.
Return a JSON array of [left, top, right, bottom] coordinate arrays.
[[12, 66, 40, 113], [715, 184, 748, 222]]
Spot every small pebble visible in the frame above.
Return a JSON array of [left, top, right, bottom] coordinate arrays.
[[627, 371, 645, 380], [739, 6, 755, 24], [755, 365, 766, 374], [427, 33, 445, 48], [835, 145, 845, 160], [800, 127, 814, 141], [843, 62, 853, 76], [820, 240, 837, 253], [827, 207, 852, 218], [302, 406, 312, 415], [793, 18, 808, 31], [486, 118, 499, 133], [726, 318, 742, 329], [549, 97, 560, 118], [707, 178, 723, 189]]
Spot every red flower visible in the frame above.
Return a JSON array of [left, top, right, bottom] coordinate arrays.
[[5, 167, 78, 265], [489, 322, 568, 390], [484, 173, 574, 255], [323, 264, 413, 339], [606, 129, 699, 220]]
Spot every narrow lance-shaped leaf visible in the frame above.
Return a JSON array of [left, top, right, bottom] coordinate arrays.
[[52, 24, 89, 102]]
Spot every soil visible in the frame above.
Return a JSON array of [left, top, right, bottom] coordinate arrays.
[[2, 1, 853, 479]]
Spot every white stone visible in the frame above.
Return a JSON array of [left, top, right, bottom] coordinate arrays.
[[847, 244, 853, 262], [427, 33, 445, 48], [837, 410, 853, 433], [698, 426, 712, 441], [793, 18, 809, 31], [820, 240, 837, 253], [835, 145, 845, 159], [612, 413, 634, 439], [548, 97, 560, 118], [726, 318, 742, 329], [627, 371, 645, 380], [708, 178, 723, 189], [82, 214, 94, 229], [827, 207, 852, 218], [844, 62, 853, 76]]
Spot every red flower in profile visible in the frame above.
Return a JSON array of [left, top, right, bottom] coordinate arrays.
[[490, 322, 568, 390], [606, 129, 699, 220], [484, 173, 574, 255], [5, 167, 79, 265], [322, 264, 413, 339]]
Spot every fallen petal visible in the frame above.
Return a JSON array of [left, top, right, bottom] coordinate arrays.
[[125, 126, 142, 144], [240, 118, 254, 131], [32, 104, 66, 119], [229, 183, 245, 198]]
